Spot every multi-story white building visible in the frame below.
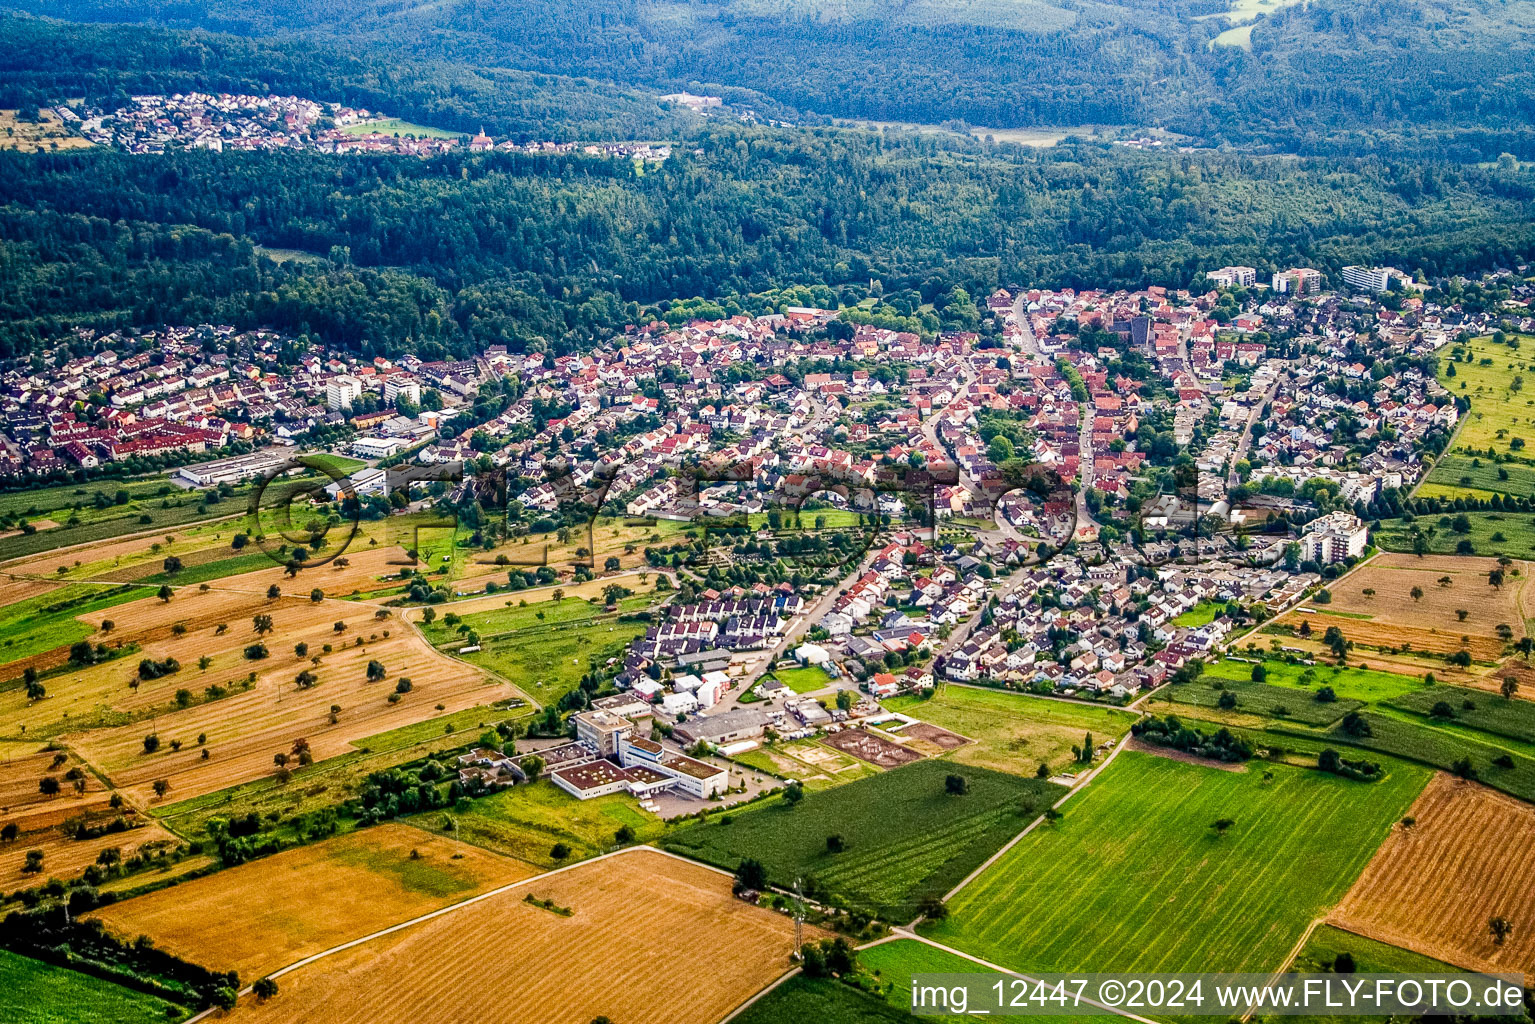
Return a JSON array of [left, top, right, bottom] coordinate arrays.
[[1299, 511, 1369, 564], [383, 377, 422, 406], [1341, 265, 1412, 293], [326, 374, 363, 411], [573, 709, 632, 757], [1208, 266, 1257, 288], [1271, 268, 1323, 295]]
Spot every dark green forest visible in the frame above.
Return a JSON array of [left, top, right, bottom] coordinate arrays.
[[7, 0, 1535, 158], [0, 15, 704, 142], [4, 119, 1533, 361]]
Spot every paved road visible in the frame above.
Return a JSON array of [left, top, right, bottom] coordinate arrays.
[[1225, 368, 1284, 489], [1075, 394, 1100, 533], [1009, 293, 1043, 358]]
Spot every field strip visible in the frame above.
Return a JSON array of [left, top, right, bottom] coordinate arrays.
[[181, 843, 731, 1022], [889, 928, 1162, 1024], [939, 732, 1133, 904], [1238, 915, 1324, 1023], [948, 679, 1114, 709], [0, 511, 247, 571], [717, 966, 806, 1024]]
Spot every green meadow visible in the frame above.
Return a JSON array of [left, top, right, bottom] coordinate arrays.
[[922, 751, 1428, 976]]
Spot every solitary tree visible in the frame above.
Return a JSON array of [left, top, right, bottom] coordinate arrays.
[[1490, 916, 1514, 946], [156, 585, 173, 603], [1503, 676, 1520, 699], [1410, 586, 1424, 602], [253, 977, 279, 1002], [151, 779, 170, 799], [734, 857, 768, 893], [1211, 817, 1235, 836]]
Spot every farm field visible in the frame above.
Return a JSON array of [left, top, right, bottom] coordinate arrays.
[[1155, 674, 1361, 725], [922, 751, 1429, 976], [7, 582, 515, 804], [1420, 454, 1535, 502], [1309, 553, 1527, 635], [1330, 772, 1535, 979], [90, 823, 533, 980], [0, 745, 190, 895], [416, 576, 661, 706], [220, 848, 817, 1024], [1202, 656, 1426, 703], [1293, 924, 1457, 976], [0, 107, 93, 152], [342, 117, 462, 138], [662, 760, 1058, 920], [1420, 333, 1535, 500], [437, 517, 694, 585], [1386, 684, 1535, 743], [0, 491, 246, 565], [738, 938, 996, 1024], [732, 974, 911, 1024], [1299, 710, 1535, 803], [153, 697, 532, 846], [1263, 554, 1528, 670], [450, 616, 647, 707], [883, 686, 1137, 776], [1376, 512, 1535, 560], [858, 939, 1007, 1022], [0, 580, 153, 672], [409, 778, 663, 867], [0, 949, 186, 1023], [1284, 926, 1463, 1024]]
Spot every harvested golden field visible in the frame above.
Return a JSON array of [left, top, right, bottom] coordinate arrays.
[[1314, 553, 1530, 637], [0, 810, 182, 895], [91, 824, 533, 980], [0, 748, 182, 894], [224, 848, 816, 1023], [0, 577, 64, 606], [0, 586, 515, 803], [0, 746, 106, 813], [0, 747, 181, 896], [1293, 613, 1508, 662], [1330, 773, 1535, 980], [1258, 634, 1486, 685], [405, 570, 660, 623], [64, 595, 515, 804]]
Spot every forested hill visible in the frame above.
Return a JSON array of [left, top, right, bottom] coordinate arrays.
[[8, 0, 1535, 158], [0, 15, 711, 142], [3, 121, 1533, 361]]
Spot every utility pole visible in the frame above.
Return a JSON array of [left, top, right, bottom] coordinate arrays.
[[793, 876, 805, 954]]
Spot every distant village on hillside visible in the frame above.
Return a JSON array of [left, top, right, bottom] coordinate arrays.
[[51, 92, 674, 160]]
